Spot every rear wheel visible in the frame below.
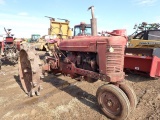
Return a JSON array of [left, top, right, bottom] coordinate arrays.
[[18, 45, 43, 96], [96, 84, 130, 120]]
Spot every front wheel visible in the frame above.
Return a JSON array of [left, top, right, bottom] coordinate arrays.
[[119, 82, 137, 112], [96, 84, 130, 120]]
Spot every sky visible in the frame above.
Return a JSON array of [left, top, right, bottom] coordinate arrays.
[[0, 0, 160, 38]]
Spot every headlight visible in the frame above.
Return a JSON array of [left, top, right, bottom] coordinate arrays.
[[109, 46, 114, 52]]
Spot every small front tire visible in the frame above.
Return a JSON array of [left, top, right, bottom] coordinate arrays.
[[96, 84, 130, 120]]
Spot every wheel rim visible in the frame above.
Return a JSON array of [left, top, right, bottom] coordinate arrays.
[[18, 45, 43, 96], [100, 91, 121, 116], [19, 50, 33, 93], [96, 84, 130, 120]]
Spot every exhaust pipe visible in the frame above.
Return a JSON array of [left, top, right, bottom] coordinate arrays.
[[88, 6, 97, 36]]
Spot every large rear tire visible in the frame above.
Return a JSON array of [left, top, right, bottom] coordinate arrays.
[[18, 44, 43, 96]]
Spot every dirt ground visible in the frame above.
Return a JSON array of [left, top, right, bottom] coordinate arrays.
[[0, 62, 160, 120]]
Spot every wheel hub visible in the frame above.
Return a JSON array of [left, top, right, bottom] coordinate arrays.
[[101, 91, 121, 115], [107, 100, 113, 107]]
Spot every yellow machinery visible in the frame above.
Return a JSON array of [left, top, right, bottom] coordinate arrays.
[[37, 17, 72, 51], [48, 17, 72, 39], [127, 22, 160, 48]]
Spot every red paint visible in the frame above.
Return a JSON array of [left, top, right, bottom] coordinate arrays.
[[1, 41, 4, 51], [150, 56, 160, 77], [5, 37, 14, 43], [111, 29, 127, 36], [43, 35, 127, 83], [124, 55, 160, 78], [59, 36, 127, 52], [124, 55, 152, 73]]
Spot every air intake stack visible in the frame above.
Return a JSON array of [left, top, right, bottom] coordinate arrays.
[[88, 6, 97, 36]]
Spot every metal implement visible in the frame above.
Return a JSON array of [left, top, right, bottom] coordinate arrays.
[[125, 48, 160, 78], [124, 22, 160, 78]]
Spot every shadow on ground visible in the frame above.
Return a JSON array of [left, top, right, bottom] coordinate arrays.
[[42, 74, 104, 115], [1, 59, 17, 66], [14, 75, 26, 94], [125, 73, 158, 82], [13, 72, 104, 115]]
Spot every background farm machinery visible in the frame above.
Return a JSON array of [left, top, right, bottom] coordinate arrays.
[[128, 22, 160, 41], [36, 15, 93, 52], [0, 28, 20, 69], [18, 6, 137, 120], [35, 16, 72, 52], [124, 22, 160, 78]]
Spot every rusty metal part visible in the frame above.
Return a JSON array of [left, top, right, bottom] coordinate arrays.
[[82, 57, 98, 82], [88, 6, 95, 19], [106, 45, 124, 73], [119, 82, 137, 112], [88, 6, 97, 36], [18, 44, 42, 96], [106, 29, 127, 36], [59, 36, 126, 83], [105, 45, 125, 82], [96, 84, 130, 120]]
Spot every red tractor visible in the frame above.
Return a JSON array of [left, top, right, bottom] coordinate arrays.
[[18, 6, 137, 120], [0, 28, 20, 69]]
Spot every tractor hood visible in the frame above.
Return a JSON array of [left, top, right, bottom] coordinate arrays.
[[59, 36, 127, 52]]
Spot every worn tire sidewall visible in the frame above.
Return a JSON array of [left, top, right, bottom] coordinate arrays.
[[96, 84, 130, 120]]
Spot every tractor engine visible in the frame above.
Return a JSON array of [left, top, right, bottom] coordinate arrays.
[[62, 51, 98, 82]]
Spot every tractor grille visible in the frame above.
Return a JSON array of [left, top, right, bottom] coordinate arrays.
[[106, 45, 124, 73]]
